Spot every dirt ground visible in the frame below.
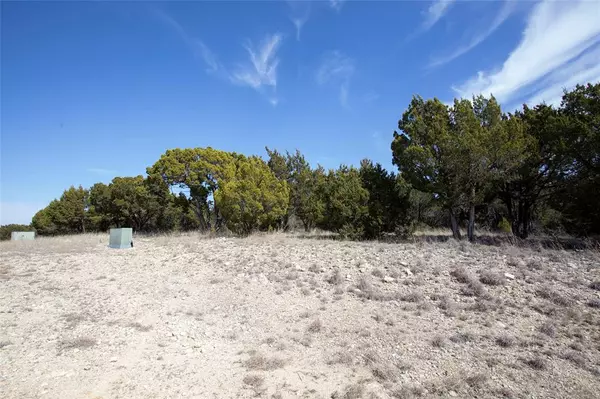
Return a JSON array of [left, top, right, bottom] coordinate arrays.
[[1, 233, 599, 399]]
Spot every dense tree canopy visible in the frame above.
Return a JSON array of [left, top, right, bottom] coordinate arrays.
[[215, 156, 289, 235], [14, 82, 598, 242]]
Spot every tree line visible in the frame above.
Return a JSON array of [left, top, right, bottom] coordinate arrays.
[[6, 82, 596, 241]]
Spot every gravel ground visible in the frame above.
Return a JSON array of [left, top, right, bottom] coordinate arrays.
[[1, 233, 599, 399]]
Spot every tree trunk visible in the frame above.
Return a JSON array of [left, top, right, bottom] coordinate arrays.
[[449, 209, 462, 240], [467, 187, 476, 242], [191, 199, 209, 231], [467, 203, 475, 242], [519, 202, 531, 239]]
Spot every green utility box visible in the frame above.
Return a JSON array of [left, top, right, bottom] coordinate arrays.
[[11, 231, 35, 240], [109, 228, 133, 249]]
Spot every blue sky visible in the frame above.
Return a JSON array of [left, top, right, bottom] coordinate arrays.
[[1, 0, 599, 225]]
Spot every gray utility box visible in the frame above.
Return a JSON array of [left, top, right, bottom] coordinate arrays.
[[11, 231, 35, 240], [109, 228, 133, 249]]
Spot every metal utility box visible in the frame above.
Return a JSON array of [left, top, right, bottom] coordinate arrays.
[[109, 228, 133, 249], [11, 231, 35, 240]]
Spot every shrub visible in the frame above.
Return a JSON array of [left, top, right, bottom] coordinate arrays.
[[479, 270, 504, 286], [496, 335, 515, 348], [524, 357, 547, 370], [498, 217, 512, 233], [588, 299, 600, 309], [244, 353, 286, 370], [450, 267, 472, 284]]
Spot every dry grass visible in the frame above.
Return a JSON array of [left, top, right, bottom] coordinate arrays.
[[524, 356, 548, 370], [536, 287, 572, 307], [307, 319, 323, 333], [450, 267, 472, 284], [588, 299, 600, 309], [371, 268, 384, 278], [496, 335, 515, 348], [242, 374, 264, 387], [59, 337, 97, 351], [401, 290, 424, 303], [327, 269, 343, 285], [479, 270, 504, 286], [332, 383, 366, 399], [127, 322, 153, 332], [431, 335, 446, 348], [391, 385, 426, 398], [244, 352, 286, 370], [539, 320, 557, 337], [449, 331, 475, 343], [61, 312, 87, 328], [327, 351, 354, 365]]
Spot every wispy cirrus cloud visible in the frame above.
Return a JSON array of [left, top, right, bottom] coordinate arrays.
[[287, 1, 311, 41], [329, 0, 346, 13], [525, 45, 600, 108], [452, 0, 600, 107], [231, 33, 283, 104], [422, 0, 455, 31], [316, 51, 355, 107], [429, 1, 516, 68], [154, 9, 282, 105], [152, 9, 224, 75]]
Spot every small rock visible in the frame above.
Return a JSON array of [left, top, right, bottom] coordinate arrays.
[[449, 391, 457, 397], [110, 357, 117, 363], [404, 268, 413, 276], [504, 272, 515, 280], [399, 261, 408, 267], [83, 366, 90, 371], [383, 276, 395, 283], [496, 321, 507, 329]]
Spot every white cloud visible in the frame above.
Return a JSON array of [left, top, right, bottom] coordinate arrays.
[[423, 0, 455, 31], [232, 34, 282, 90], [339, 83, 349, 108], [316, 51, 355, 107], [192, 40, 220, 73], [155, 10, 284, 105], [429, 1, 515, 68], [329, 0, 346, 12], [0, 202, 45, 225], [452, 0, 600, 104], [153, 9, 224, 75], [525, 45, 600, 107], [316, 51, 354, 84], [287, 1, 311, 41]]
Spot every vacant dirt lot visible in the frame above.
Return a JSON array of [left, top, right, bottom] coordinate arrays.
[[1, 233, 599, 398]]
